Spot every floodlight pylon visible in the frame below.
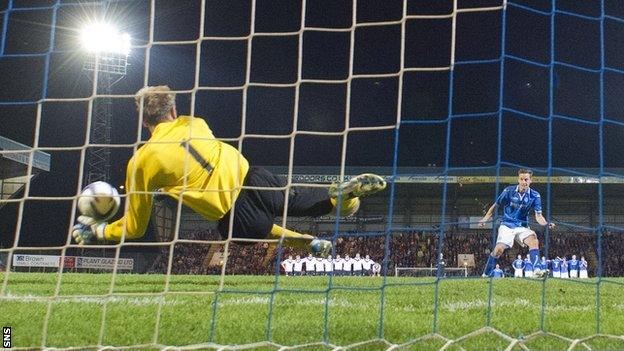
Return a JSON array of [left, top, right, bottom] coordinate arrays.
[[82, 42, 129, 185]]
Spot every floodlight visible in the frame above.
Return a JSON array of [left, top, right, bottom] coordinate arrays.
[[80, 22, 130, 75], [80, 22, 131, 55]]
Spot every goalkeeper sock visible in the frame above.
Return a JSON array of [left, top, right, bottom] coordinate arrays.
[[330, 197, 360, 217], [529, 249, 540, 268], [483, 254, 499, 276], [269, 225, 314, 249]]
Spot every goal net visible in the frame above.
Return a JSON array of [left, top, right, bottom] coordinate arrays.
[[1, 1, 624, 350]]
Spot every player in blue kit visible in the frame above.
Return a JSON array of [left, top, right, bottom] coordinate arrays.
[[551, 256, 561, 278], [512, 254, 525, 277], [479, 169, 555, 278], [560, 257, 569, 278], [579, 256, 589, 278], [524, 254, 534, 278], [492, 264, 505, 278], [539, 256, 550, 272], [568, 255, 579, 278]]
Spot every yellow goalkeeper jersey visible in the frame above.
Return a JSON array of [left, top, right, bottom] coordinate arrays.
[[104, 115, 249, 241]]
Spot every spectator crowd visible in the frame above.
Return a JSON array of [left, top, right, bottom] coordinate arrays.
[[145, 229, 624, 277]]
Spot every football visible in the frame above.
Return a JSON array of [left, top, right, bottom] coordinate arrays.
[[77, 181, 121, 221]]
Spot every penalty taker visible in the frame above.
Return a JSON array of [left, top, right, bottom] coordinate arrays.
[[479, 169, 555, 278]]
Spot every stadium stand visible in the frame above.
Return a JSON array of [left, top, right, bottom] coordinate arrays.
[[0, 136, 50, 206]]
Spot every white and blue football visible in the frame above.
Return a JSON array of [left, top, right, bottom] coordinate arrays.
[[77, 181, 121, 221]]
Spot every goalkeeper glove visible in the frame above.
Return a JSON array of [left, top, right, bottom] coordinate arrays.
[[72, 215, 106, 245], [310, 238, 332, 257]]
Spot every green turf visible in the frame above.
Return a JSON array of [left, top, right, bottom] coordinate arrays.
[[1, 273, 623, 350]]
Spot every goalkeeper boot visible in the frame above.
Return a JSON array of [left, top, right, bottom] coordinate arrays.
[[329, 173, 387, 199], [310, 239, 332, 257]]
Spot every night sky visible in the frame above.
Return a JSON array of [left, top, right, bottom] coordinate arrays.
[[1, 0, 624, 246]]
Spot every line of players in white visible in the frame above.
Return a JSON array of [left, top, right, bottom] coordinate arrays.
[[512, 254, 589, 278], [280, 253, 381, 276]]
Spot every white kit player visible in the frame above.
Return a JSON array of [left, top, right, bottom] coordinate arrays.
[[362, 255, 375, 276], [512, 254, 525, 277], [281, 255, 294, 276], [324, 255, 334, 275], [352, 253, 363, 276], [342, 254, 353, 276], [333, 254, 344, 276], [292, 255, 304, 276], [315, 256, 325, 276], [304, 253, 316, 275], [479, 169, 555, 278], [372, 263, 381, 276]]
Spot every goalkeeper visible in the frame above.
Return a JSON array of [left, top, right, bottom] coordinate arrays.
[[478, 168, 555, 278], [72, 85, 386, 256]]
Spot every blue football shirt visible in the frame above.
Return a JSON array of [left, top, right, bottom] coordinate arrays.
[[552, 258, 561, 272], [524, 258, 533, 271], [540, 259, 550, 270], [496, 186, 543, 229], [513, 259, 525, 270], [580, 260, 588, 271]]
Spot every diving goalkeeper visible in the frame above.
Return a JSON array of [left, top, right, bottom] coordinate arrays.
[[72, 85, 386, 256]]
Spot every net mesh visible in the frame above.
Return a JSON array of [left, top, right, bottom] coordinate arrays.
[[1, 0, 624, 350]]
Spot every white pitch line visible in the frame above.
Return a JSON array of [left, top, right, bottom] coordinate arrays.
[[5, 293, 615, 313], [2, 293, 183, 306]]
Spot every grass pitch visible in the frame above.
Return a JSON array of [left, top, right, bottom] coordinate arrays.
[[1, 273, 623, 350]]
